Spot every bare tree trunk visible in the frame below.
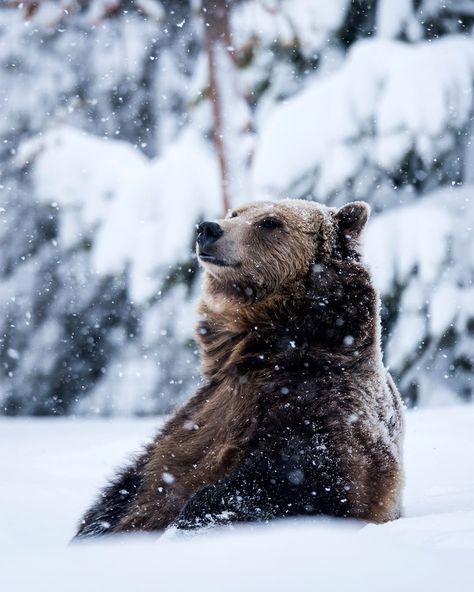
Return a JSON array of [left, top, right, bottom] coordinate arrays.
[[201, 0, 251, 214]]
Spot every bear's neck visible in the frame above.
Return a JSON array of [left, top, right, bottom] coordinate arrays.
[[196, 260, 382, 382]]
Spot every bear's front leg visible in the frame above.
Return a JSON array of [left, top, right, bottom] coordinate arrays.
[[171, 458, 275, 530], [172, 483, 240, 530]]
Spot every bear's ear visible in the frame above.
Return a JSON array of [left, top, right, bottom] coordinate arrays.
[[334, 201, 370, 241]]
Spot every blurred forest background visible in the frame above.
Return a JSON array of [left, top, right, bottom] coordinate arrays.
[[1, 0, 474, 416]]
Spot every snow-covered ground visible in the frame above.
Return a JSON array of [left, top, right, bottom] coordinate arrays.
[[1, 406, 473, 591]]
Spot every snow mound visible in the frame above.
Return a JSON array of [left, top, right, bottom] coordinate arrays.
[[1, 406, 473, 590]]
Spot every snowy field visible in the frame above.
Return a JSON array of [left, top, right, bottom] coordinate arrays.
[[1, 406, 474, 591]]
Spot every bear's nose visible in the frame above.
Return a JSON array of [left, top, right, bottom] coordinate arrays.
[[197, 221, 223, 248]]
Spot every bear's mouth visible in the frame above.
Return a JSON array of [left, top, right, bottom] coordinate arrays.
[[198, 252, 232, 267]]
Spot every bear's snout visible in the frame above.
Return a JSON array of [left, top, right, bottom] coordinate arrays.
[[197, 221, 223, 251], [197, 222, 227, 266]]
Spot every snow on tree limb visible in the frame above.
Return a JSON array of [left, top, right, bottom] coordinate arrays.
[[253, 37, 474, 201]]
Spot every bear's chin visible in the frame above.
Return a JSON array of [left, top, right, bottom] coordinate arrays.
[[200, 264, 236, 285]]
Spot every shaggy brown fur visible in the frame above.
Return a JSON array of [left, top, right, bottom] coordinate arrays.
[[74, 199, 404, 538]]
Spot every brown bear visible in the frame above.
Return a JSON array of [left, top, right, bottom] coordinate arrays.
[[74, 199, 404, 539]]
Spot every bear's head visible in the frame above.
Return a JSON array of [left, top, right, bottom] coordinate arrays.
[[196, 199, 370, 304]]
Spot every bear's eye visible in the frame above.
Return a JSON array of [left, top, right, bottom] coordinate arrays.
[[257, 218, 283, 230], [229, 211, 238, 218]]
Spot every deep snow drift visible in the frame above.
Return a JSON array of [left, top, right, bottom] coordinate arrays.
[[1, 406, 473, 590]]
